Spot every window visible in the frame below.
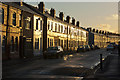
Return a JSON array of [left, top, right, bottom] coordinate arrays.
[[54, 39, 57, 46], [51, 22, 53, 30], [77, 31, 79, 36], [35, 38, 39, 49], [36, 19, 38, 30], [58, 24, 60, 32], [2, 8, 4, 24], [2, 36, 6, 53], [15, 37, 18, 51], [64, 40, 67, 48], [55, 23, 57, 32], [48, 38, 49, 47], [19, 14, 22, 27], [40, 20, 42, 30], [50, 39, 53, 47], [48, 21, 50, 30], [61, 25, 63, 33], [79, 31, 81, 36], [64, 27, 67, 34], [40, 38, 42, 50], [25, 17, 31, 29], [12, 13, 16, 26], [10, 36, 14, 52], [71, 41, 73, 47], [61, 40, 63, 48], [69, 28, 71, 34], [0, 35, 1, 44], [74, 41, 76, 47], [69, 40, 70, 48]]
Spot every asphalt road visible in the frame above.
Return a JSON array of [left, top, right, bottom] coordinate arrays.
[[2, 48, 110, 79]]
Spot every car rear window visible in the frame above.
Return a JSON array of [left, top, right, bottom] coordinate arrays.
[[47, 47, 58, 51], [79, 46, 83, 48], [108, 45, 113, 47]]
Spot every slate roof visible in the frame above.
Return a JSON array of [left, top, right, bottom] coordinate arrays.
[[2, 2, 40, 15], [22, 2, 45, 17]]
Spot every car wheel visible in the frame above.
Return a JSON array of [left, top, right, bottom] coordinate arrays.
[[44, 55, 47, 59], [61, 54, 63, 58], [56, 55, 59, 59]]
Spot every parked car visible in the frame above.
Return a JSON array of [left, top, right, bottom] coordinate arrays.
[[110, 42, 117, 49], [43, 46, 64, 59], [94, 45, 100, 49], [77, 45, 85, 52], [84, 45, 91, 51], [106, 44, 114, 51], [89, 45, 94, 50]]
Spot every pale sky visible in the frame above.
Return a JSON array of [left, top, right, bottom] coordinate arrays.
[[27, 2, 118, 33]]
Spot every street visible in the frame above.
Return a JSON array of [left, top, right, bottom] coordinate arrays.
[[3, 48, 111, 79]]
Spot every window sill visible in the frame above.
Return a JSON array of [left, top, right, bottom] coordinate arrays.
[[25, 28, 30, 30]]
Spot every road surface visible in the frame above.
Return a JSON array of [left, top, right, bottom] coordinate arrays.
[[3, 48, 110, 79]]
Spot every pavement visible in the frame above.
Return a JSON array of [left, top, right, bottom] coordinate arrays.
[[93, 49, 120, 80], [2, 48, 110, 80]]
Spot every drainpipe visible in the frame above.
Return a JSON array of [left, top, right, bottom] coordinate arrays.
[[19, 10, 24, 58], [67, 25, 68, 51], [81, 31, 82, 45]]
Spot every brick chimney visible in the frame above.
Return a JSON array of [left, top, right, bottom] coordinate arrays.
[[99, 30, 101, 34], [59, 12, 64, 21], [102, 31, 104, 34], [93, 28, 95, 32], [50, 8, 56, 18], [20, 0, 23, 6], [66, 16, 71, 23], [87, 28, 91, 32], [72, 17, 75, 25], [104, 31, 106, 35], [96, 29, 98, 33], [76, 21, 79, 27], [38, 2, 45, 13], [15, 1, 23, 6]]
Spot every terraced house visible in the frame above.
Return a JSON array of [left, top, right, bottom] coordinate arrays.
[[25, 2, 88, 52], [37, 2, 88, 51], [1, 2, 22, 59], [1, 2, 119, 60], [23, 3, 45, 56], [87, 28, 119, 48], [1, 2, 45, 60]]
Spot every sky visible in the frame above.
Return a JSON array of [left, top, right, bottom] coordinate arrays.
[[27, 2, 118, 33]]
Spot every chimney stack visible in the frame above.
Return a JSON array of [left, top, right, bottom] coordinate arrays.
[[99, 30, 101, 34], [102, 31, 104, 34], [87, 28, 89, 31], [59, 12, 64, 21], [105, 31, 106, 35], [93, 29, 95, 32], [76, 21, 79, 27], [66, 16, 71, 23], [38, 2, 45, 13], [16, 1, 23, 6], [72, 17, 75, 25], [20, 0, 23, 6], [96, 29, 98, 33], [50, 8, 56, 18], [87, 28, 91, 32]]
